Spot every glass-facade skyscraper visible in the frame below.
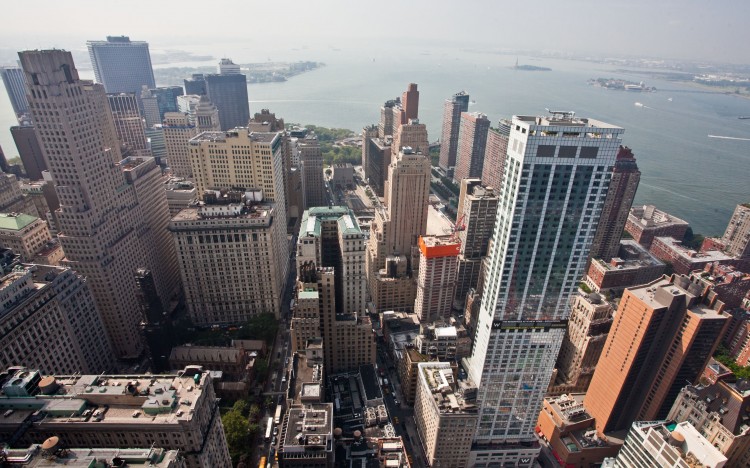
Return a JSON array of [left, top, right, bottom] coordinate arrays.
[[465, 113, 624, 467], [1, 66, 30, 119], [87, 36, 156, 94], [205, 73, 249, 131]]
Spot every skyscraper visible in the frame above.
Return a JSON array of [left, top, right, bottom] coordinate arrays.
[[184, 73, 206, 95], [163, 112, 199, 178], [107, 93, 149, 157], [584, 275, 729, 434], [367, 147, 431, 312], [19, 49, 180, 359], [464, 113, 624, 467], [194, 95, 221, 131], [300, 134, 326, 208], [87, 36, 156, 94], [438, 91, 470, 171], [1, 66, 30, 119], [391, 119, 429, 160], [144, 86, 184, 122], [10, 125, 46, 180], [401, 82, 419, 123], [481, 119, 511, 189], [415, 235, 460, 323], [205, 72, 249, 131], [588, 145, 641, 262], [217, 58, 241, 75], [453, 112, 490, 183], [293, 207, 375, 372]]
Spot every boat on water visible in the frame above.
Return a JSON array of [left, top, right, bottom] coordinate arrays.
[[739, 116, 750, 120], [634, 102, 644, 107]]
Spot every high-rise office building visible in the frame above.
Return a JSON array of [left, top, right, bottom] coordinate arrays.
[[549, 291, 613, 395], [415, 235, 460, 323], [588, 146, 641, 262], [1, 66, 30, 119], [87, 36, 155, 94], [454, 180, 498, 307], [188, 130, 286, 213], [453, 112, 490, 183], [464, 113, 625, 467], [0, 264, 115, 374], [140, 86, 161, 127], [379, 99, 398, 138], [0, 366, 231, 468], [438, 91, 470, 171], [300, 134, 326, 208], [293, 207, 375, 372], [367, 147, 431, 312], [184, 73, 206, 95], [10, 125, 46, 180], [177, 94, 201, 115], [585, 275, 729, 434], [107, 93, 150, 157], [721, 204, 750, 259], [163, 112, 199, 179], [205, 73, 249, 131], [19, 50, 180, 359], [0, 172, 38, 217], [414, 362, 478, 468], [170, 190, 288, 325], [481, 119, 510, 189]]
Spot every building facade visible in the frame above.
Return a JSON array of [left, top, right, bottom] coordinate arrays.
[[453, 112, 490, 183], [0, 265, 115, 374], [625, 204, 690, 248], [438, 91, 470, 171], [10, 125, 46, 180], [1, 66, 30, 118], [204, 73, 249, 131], [163, 112, 199, 179], [87, 36, 155, 94], [588, 145, 641, 263], [19, 50, 180, 359], [414, 362, 478, 468], [464, 113, 625, 466], [415, 235, 460, 323], [721, 203, 750, 259], [107, 93, 150, 157], [481, 120, 510, 190], [585, 275, 729, 434], [299, 134, 326, 208], [0, 366, 231, 468], [0, 213, 52, 262], [170, 191, 288, 325]]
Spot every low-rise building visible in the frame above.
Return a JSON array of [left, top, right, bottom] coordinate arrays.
[[625, 204, 689, 248], [169, 345, 250, 381], [667, 377, 750, 466], [164, 177, 197, 216], [0, 366, 231, 468], [331, 163, 355, 188], [650, 236, 736, 275], [585, 239, 665, 293], [414, 319, 472, 361], [605, 421, 727, 468], [536, 394, 621, 467], [414, 362, 478, 468], [0, 213, 53, 262]]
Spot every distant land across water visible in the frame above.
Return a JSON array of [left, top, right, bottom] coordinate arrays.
[[1, 45, 748, 236]]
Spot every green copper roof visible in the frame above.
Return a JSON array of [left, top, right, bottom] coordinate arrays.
[[0, 213, 38, 231], [298, 206, 360, 239]]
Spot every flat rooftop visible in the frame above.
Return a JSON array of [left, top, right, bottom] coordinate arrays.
[[514, 114, 623, 130], [629, 204, 689, 228], [418, 363, 477, 415], [4, 445, 179, 467], [0, 367, 211, 427], [653, 237, 732, 263], [281, 403, 333, 453], [593, 240, 664, 270], [628, 276, 725, 320], [171, 202, 274, 223]]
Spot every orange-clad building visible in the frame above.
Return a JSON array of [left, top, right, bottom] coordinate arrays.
[[415, 235, 460, 323], [584, 275, 729, 435]]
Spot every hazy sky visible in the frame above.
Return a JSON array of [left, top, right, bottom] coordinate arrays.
[[1, 0, 749, 63]]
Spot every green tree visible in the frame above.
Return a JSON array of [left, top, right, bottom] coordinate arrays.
[[222, 408, 250, 460]]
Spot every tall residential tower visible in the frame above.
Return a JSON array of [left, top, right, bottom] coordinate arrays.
[[438, 91, 470, 171], [465, 113, 624, 467]]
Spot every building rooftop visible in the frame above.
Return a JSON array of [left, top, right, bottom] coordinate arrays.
[[653, 237, 733, 263], [0, 212, 38, 231], [418, 362, 477, 415], [593, 240, 664, 271], [169, 345, 241, 365], [628, 276, 726, 320], [630, 420, 727, 468], [630, 205, 689, 229], [280, 403, 333, 454], [2, 443, 179, 467], [299, 206, 362, 239], [547, 393, 593, 426], [418, 235, 460, 259], [514, 113, 623, 131], [679, 379, 750, 434], [0, 366, 212, 427]]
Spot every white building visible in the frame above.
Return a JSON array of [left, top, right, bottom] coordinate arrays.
[[464, 112, 624, 466]]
